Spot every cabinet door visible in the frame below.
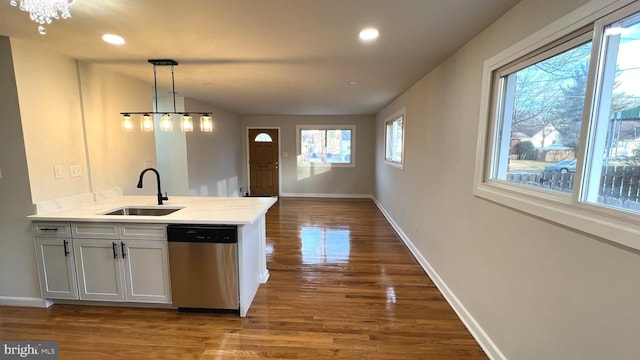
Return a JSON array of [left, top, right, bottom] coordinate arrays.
[[34, 238, 78, 300], [122, 240, 171, 303], [73, 239, 125, 302]]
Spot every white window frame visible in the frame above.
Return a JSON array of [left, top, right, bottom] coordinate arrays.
[[474, 0, 640, 252], [296, 125, 356, 168], [384, 108, 406, 170]]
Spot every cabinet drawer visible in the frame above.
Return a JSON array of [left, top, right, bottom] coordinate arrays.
[[33, 222, 71, 237], [121, 224, 167, 240], [72, 223, 119, 239]]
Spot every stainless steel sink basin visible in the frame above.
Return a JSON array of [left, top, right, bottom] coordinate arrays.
[[100, 206, 183, 216]]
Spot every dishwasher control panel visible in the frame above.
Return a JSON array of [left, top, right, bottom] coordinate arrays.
[[167, 225, 237, 243]]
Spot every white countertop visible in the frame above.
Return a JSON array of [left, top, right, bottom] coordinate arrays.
[[28, 195, 278, 225]]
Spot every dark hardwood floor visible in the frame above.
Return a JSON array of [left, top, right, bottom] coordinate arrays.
[[0, 198, 487, 359]]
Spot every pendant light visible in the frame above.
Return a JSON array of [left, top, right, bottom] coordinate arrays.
[[141, 113, 154, 132], [120, 59, 214, 133]]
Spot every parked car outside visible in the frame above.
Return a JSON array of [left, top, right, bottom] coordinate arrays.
[[544, 159, 576, 173]]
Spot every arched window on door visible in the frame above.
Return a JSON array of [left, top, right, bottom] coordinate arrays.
[[255, 133, 273, 142]]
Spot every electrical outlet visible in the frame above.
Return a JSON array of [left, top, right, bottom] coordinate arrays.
[[0, 167, 2, 179], [54, 165, 65, 179], [145, 160, 152, 167], [70, 165, 82, 178], [415, 226, 421, 237]]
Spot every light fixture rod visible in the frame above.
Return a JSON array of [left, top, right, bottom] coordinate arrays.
[[120, 112, 211, 115], [171, 65, 177, 113], [153, 64, 158, 112]]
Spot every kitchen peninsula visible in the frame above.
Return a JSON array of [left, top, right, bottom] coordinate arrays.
[[28, 195, 277, 317]]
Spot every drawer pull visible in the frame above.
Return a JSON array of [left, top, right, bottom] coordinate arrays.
[[40, 228, 59, 231]]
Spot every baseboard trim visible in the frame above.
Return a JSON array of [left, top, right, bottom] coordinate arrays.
[[372, 198, 506, 360], [0, 296, 48, 308], [280, 193, 372, 199]]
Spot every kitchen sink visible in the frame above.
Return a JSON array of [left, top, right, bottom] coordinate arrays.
[[100, 206, 183, 216]]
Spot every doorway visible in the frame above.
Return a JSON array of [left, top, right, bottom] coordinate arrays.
[[248, 128, 279, 196]]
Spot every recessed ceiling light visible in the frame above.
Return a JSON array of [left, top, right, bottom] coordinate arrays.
[[348, 81, 360, 86], [102, 34, 125, 45], [359, 28, 379, 42]]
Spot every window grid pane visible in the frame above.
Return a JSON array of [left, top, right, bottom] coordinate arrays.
[[583, 12, 640, 213], [385, 116, 403, 164], [301, 130, 325, 163], [492, 40, 592, 194]]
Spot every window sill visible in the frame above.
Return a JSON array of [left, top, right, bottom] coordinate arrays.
[[474, 182, 640, 252], [383, 160, 404, 170], [297, 162, 355, 168]]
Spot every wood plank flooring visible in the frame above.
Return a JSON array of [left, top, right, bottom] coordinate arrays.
[[0, 198, 487, 359]]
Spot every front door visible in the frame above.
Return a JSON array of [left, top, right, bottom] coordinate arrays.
[[248, 128, 279, 196]]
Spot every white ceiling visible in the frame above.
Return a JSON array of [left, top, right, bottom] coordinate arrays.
[[0, 0, 519, 115]]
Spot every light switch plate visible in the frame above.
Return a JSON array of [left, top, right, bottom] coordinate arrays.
[[54, 165, 64, 179], [70, 165, 82, 178]]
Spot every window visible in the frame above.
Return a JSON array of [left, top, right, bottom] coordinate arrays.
[[297, 125, 355, 167], [254, 133, 273, 142], [475, 1, 640, 250], [583, 10, 640, 212], [384, 110, 405, 169], [490, 31, 593, 195]]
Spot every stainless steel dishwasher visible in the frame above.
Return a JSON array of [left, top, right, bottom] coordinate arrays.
[[167, 224, 239, 311]]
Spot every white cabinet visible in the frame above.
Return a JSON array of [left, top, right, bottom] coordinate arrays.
[[34, 236, 79, 300], [34, 221, 171, 304], [74, 238, 126, 301], [73, 223, 171, 304], [74, 238, 171, 303], [122, 240, 171, 303]]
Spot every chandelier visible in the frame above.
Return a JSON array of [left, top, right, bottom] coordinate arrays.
[[9, 0, 75, 35], [120, 59, 214, 133]]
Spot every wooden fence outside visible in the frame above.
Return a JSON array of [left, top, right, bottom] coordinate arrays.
[[506, 165, 640, 210]]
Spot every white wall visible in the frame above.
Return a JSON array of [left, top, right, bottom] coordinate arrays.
[[241, 115, 375, 197], [77, 62, 158, 196], [185, 98, 242, 197], [374, 0, 640, 359], [0, 36, 40, 301], [154, 96, 189, 196], [11, 39, 91, 202]]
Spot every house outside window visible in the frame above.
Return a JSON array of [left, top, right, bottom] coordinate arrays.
[[297, 125, 355, 167], [384, 109, 405, 169], [475, 0, 640, 250]]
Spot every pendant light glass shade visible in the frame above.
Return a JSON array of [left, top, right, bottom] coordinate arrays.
[[141, 113, 154, 132], [200, 115, 214, 132], [121, 114, 134, 132], [160, 114, 173, 132], [181, 114, 194, 132]]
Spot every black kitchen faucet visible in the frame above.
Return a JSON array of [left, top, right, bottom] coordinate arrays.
[[137, 167, 168, 205]]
